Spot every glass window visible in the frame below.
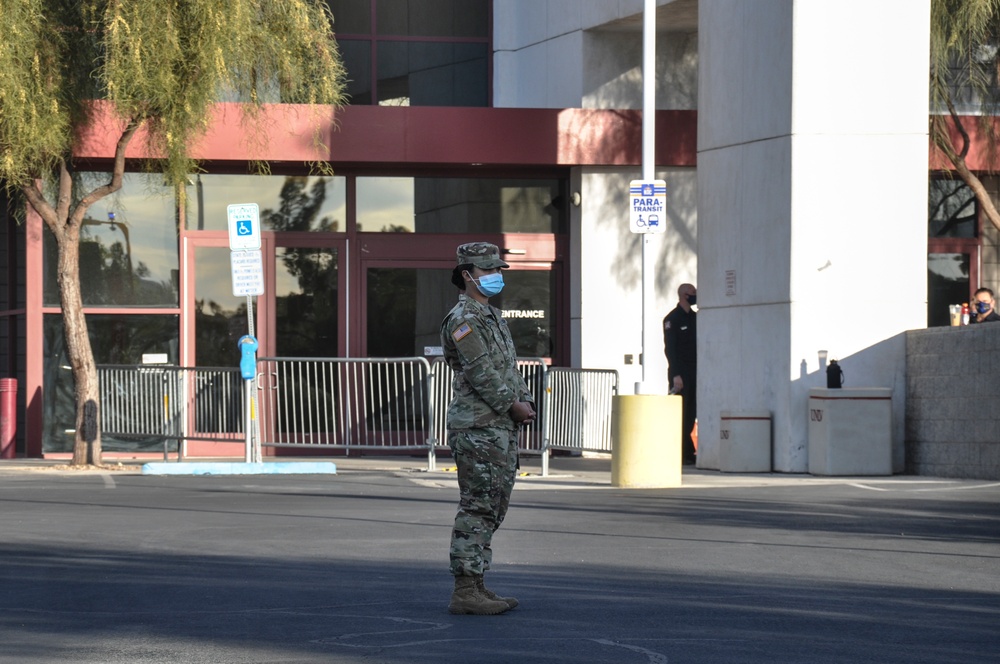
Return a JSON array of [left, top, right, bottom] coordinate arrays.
[[377, 42, 488, 106], [275, 247, 339, 357], [43, 173, 180, 307], [357, 177, 564, 233], [327, 0, 489, 106], [929, 178, 977, 238], [339, 39, 373, 105], [0, 197, 25, 311], [42, 313, 179, 453], [194, 246, 259, 367], [376, 0, 489, 38], [367, 266, 454, 356], [357, 177, 415, 232], [187, 175, 347, 233], [928, 252, 971, 327], [328, 0, 371, 34]]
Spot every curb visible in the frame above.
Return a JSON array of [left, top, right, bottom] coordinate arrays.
[[141, 462, 338, 476]]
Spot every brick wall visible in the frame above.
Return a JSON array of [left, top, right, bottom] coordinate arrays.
[[906, 324, 1000, 479]]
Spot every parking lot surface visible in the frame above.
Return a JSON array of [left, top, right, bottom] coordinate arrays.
[[1, 457, 998, 663]]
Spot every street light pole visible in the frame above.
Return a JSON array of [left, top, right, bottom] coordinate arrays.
[[638, 0, 656, 394]]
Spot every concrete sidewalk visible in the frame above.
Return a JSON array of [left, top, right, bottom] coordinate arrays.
[[3, 452, 993, 490]]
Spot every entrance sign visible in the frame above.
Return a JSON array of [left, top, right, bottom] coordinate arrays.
[[230, 249, 265, 296], [628, 180, 667, 234], [227, 203, 261, 250]]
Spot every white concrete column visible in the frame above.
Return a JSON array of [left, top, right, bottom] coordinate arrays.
[[697, 0, 930, 472]]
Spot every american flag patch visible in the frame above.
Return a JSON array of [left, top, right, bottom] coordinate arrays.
[[452, 323, 472, 341]]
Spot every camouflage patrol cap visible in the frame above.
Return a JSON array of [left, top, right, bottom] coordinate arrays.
[[456, 242, 509, 269]]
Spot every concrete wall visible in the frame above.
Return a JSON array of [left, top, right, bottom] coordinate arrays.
[[576, 167, 697, 391], [697, 0, 930, 472], [906, 324, 1000, 480], [494, 1, 700, 390]]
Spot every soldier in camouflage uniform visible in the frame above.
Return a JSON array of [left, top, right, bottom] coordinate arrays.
[[441, 242, 536, 615]]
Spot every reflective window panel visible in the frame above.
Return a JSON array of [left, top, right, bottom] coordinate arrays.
[[187, 175, 347, 233], [929, 178, 977, 238], [375, 0, 489, 38], [275, 247, 339, 357], [194, 246, 259, 367], [928, 252, 971, 327], [43, 173, 180, 307], [357, 178, 564, 233], [42, 313, 179, 453], [376, 42, 488, 106]]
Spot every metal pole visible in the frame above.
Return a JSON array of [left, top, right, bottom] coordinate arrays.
[[244, 296, 259, 463], [639, 0, 656, 392]]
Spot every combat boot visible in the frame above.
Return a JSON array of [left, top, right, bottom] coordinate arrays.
[[448, 575, 510, 615], [476, 575, 518, 610]]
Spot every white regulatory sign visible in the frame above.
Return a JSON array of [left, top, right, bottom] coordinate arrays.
[[230, 249, 265, 296], [628, 180, 667, 234], [227, 203, 261, 250]]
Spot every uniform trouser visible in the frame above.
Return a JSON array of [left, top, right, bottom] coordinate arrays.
[[681, 377, 697, 461], [448, 427, 519, 577]]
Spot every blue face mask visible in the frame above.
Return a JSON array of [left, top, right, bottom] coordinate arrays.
[[470, 272, 504, 297], [977, 301, 992, 314]]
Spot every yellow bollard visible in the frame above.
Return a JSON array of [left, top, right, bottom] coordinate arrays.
[[611, 394, 682, 488]]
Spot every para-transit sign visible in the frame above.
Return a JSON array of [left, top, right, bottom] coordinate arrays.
[[628, 180, 667, 234]]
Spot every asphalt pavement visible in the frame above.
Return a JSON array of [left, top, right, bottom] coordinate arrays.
[[0, 455, 998, 663]]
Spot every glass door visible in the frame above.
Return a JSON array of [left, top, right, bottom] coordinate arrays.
[[185, 235, 346, 456], [269, 239, 345, 358], [360, 258, 560, 361]]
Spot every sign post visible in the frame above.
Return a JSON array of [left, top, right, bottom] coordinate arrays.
[[228, 203, 263, 463]]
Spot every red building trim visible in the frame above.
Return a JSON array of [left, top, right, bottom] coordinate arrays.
[[75, 102, 697, 168], [929, 115, 1000, 171]]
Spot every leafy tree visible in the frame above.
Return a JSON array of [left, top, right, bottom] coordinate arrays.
[[0, 0, 346, 465], [930, 0, 1000, 231]]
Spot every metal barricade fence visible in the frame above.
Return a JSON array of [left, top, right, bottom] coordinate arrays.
[[98, 365, 244, 460], [97, 360, 619, 475], [539, 367, 619, 476], [256, 357, 437, 469], [429, 358, 547, 458]]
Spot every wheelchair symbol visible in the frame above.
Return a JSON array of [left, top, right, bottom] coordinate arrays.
[[635, 214, 660, 228], [237, 220, 252, 236]]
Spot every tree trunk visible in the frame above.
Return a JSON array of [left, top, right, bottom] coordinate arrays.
[[55, 226, 102, 466], [20, 120, 140, 466]]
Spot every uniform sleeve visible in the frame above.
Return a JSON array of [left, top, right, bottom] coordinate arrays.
[[663, 315, 677, 364], [447, 316, 519, 416]]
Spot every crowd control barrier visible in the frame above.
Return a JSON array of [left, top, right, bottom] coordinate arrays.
[[256, 357, 437, 469], [99, 365, 244, 460], [97, 358, 619, 475]]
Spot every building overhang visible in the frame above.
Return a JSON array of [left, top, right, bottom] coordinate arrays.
[[75, 102, 697, 170]]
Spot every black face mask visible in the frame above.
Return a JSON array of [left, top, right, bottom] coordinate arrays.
[[687, 294, 697, 306]]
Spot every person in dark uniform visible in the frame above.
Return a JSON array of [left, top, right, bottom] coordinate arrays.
[[663, 283, 697, 465], [971, 287, 1000, 323]]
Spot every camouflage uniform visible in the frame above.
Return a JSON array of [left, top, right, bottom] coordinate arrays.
[[441, 243, 533, 578]]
